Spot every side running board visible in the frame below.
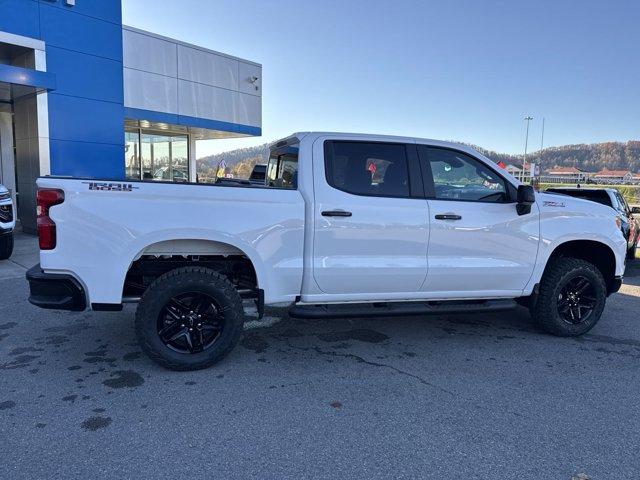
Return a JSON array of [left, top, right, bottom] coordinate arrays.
[[288, 299, 517, 319]]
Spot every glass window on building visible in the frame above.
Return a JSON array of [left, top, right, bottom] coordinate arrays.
[[124, 131, 140, 179], [125, 129, 189, 182]]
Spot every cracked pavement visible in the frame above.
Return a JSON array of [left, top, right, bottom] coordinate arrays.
[[1, 233, 639, 479]]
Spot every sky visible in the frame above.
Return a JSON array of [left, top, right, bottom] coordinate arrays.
[[122, 0, 640, 157]]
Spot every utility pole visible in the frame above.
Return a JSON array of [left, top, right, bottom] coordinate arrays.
[[539, 117, 545, 167], [531, 117, 545, 190], [523, 116, 534, 182]]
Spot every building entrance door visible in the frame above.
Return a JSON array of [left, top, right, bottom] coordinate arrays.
[[0, 84, 17, 204], [1, 38, 54, 233]]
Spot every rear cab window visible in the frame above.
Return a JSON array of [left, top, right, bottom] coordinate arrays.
[[267, 142, 299, 189]]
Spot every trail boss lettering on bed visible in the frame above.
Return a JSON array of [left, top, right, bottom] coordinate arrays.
[[83, 182, 138, 192]]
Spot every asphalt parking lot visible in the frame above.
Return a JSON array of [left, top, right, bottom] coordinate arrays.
[[1, 233, 639, 479]]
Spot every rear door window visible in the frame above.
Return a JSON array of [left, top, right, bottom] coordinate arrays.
[[266, 146, 298, 189], [324, 141, 410, 198]]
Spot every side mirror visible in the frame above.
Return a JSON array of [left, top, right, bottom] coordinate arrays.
[[516, 185, 535, 215], [631, 206, 640, 215]]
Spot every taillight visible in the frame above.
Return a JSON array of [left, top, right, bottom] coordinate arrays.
[[36, 188, 64, 250]]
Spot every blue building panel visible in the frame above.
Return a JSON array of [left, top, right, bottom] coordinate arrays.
[[124, 107, 178, 126], [46, 46, 123, 104], [35, 0, 126, 179], [125, 108, 262, 137], [38, 0, 122, 25], [48, 93, 124, 146], [180, 114, 262, 137], [0, 64, 56, 90], [49, 139, 124, 179], [39, 3, 123, 61], [0, 0, 40, 39]]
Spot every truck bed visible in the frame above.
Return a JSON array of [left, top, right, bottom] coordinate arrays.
[[37, 177, 305, 305]]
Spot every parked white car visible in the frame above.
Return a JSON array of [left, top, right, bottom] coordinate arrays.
[[26, 132, 627, 370], [0, 184, 15, 260]]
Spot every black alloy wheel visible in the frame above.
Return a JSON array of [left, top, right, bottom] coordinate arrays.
[[158, 292, 226, 354], [136, 267, 244, 370], [531, 257, 606, 337], [556, 275, 597, 325]]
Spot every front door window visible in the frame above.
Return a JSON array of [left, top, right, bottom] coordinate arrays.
[[426, 148, 508, 203]]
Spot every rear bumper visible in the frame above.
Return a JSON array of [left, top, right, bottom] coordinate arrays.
[[26, 264, 86, 311]]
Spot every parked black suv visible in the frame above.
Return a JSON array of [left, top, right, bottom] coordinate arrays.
[[546, 187, 639, 259], [249, 164, 267, 185]]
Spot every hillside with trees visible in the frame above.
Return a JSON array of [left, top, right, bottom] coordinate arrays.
[[196, 145, 270, 182], [475, 141, 640, 173], [196, 140, 640, 181]]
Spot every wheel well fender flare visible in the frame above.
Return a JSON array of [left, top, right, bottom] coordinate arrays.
[[120, 230, 267, 293], [533, 238, 618, 295]]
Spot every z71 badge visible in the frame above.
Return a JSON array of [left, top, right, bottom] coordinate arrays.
[[83, 182, 139, 192]]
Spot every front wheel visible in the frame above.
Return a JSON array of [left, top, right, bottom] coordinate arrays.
[[135, 267, 245, 370], [0, 232, 13, 260], [531, 257, 607, 336]]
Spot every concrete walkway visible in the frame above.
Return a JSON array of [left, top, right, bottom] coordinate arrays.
[[0, 231, 39, 280]]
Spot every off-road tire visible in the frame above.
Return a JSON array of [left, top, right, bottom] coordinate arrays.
[[135, 266, 244, 370], [531, 257, 607, 336], [0, 233, 13, 260]]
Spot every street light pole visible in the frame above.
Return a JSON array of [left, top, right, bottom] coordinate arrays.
[[539, 117, 545, 169], [523, 115, 534, 182]]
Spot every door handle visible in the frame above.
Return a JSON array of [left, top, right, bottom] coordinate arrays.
[[435, 214, 462, 220], [322, 210, 352, 217]]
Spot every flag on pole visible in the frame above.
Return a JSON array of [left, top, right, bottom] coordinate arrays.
[[217, 159, 227, 177]]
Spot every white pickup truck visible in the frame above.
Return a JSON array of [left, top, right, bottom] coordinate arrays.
[[27, 132, 627, 370]]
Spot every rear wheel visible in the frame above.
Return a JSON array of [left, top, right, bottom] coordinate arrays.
[[531, 257, 607, 336], [135, 267, 244, 370], [0, 232, 13, 260]]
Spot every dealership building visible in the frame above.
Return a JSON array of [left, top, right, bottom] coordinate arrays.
[[0, 0, 262, 231]]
